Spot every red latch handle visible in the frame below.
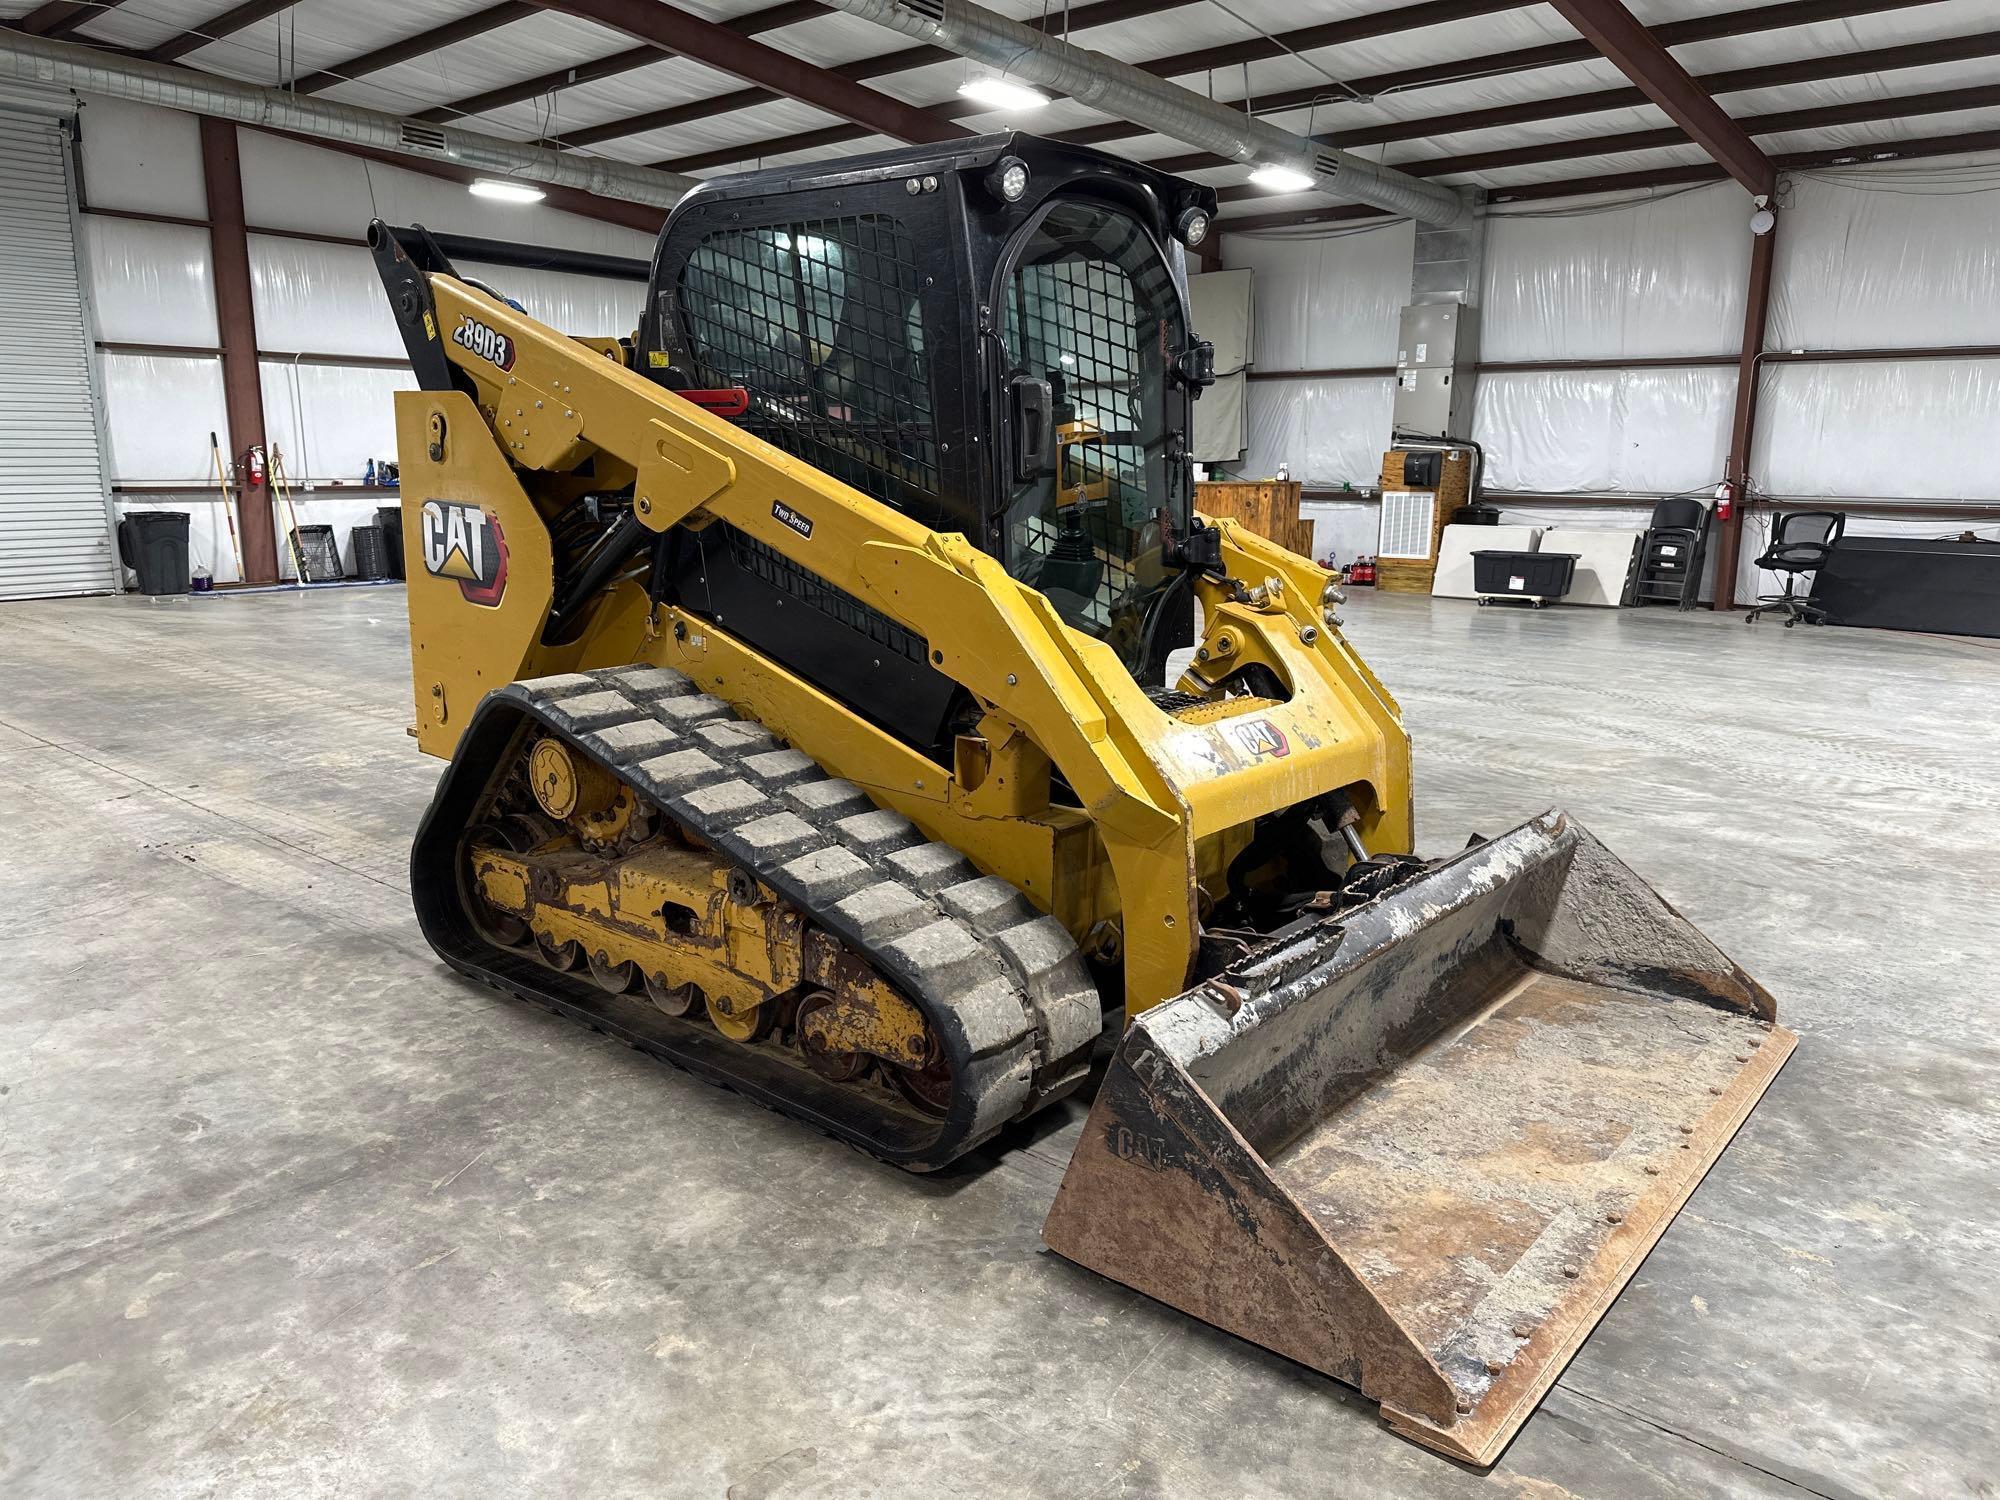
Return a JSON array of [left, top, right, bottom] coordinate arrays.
[[680, 386, 749, 419]]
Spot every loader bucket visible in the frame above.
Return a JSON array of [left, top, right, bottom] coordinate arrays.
[[1043, 809, 1795, 1466]]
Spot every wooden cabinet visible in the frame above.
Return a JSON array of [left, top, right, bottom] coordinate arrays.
[[1196, 480, 1313, 558]]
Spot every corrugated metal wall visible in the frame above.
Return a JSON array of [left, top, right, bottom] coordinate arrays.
[[0, 108, 118, 601]]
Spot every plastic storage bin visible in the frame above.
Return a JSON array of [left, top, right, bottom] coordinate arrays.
[[352, 524, 394, 581], [1471, 550, 1580, 607], [376, 504, 405, 579], [290, 524, 343, 583], [118, 511, 191, 595]]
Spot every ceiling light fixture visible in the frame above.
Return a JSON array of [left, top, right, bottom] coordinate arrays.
[[469, 178, 547, 204], [956, 76, 1051, 112], [1248, 164, 1315, 194]]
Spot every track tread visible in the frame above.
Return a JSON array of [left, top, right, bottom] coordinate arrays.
[[467, 664, 1100, 1161]]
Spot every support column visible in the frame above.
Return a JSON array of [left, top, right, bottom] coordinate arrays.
[[1715, 209, 1778, 610], [199, 116, 276, 582]]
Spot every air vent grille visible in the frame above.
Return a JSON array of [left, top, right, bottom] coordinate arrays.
[[902, 0, 945, 20], [1312, 153, 1342, 180], [399, 121, 448, 153], [1378, 490, 1437, 561]]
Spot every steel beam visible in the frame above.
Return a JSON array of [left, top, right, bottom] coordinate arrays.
[[288, 3, 539, 94], [647, 0, 1932, 178], [1309, 29, 2000, 154], [1149, 30, 2000, 177], [1716, 215, 1778, 610], [822, 0, 1467, 222], [198, 117, 276, 584], [1220, 125, 2000, 233], [1545, 0, 1774, 194], [145, 0, 297, 65], [1206, 83, 2000, 204], [519, 0, 966, 144], [301, 0, 824, 104], [1052, 0, 1937, 160], [644, 0, 1517, 172], [414, 47, 658, 125], [16, 0, 134, 39], [571, 0, 1203, 158]]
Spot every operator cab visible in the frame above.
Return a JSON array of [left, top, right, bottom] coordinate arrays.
[[638, 135, 1217, 745]]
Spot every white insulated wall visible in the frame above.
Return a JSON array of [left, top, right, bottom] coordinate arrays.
[[75, 95, 652, 582]]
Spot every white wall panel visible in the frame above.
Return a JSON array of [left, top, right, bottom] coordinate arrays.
[[1772, 169, 2000, 351], [99, 351, 226, 482], [1243, 376, 1396, 489], [1473, 368, 1733, 495], [84, 216, 218, 346], [261, 360, 417, 483], [1481, 186, 1750, 361], [1755, 359, 2000, 500], [1225, 223, 1413, 371], [461, 260, 646, 338], [74, 95, 205, 218], [249, 235, 403, 357]]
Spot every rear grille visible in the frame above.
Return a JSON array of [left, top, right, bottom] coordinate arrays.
[[725, 527, 928, 666]]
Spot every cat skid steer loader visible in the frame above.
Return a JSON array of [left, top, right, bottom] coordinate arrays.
[[373, 134, 1793, 1464]]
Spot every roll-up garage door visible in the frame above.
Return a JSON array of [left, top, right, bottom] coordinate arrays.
[[0, 109, 118, 600]]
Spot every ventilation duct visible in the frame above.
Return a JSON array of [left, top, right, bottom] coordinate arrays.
[[819, 0, 1471, 226], [0, 31, 696, 212]]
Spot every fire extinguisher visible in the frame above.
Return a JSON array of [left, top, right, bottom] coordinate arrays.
[[241, 444, 267, 491], [1714, 480, 1737, 523]]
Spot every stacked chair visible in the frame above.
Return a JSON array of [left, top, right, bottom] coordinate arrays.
[[1628, 497, 1712, 610]]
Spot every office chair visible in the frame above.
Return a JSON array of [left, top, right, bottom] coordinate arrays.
[[1746, 510, 1846, 627]]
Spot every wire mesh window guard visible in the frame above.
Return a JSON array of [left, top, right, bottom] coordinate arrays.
[[1000, 201, 1184, 658], [677, 216, 938, 514]]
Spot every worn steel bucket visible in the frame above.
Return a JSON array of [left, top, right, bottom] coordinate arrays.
[[1043, 810, 1795, 1465]]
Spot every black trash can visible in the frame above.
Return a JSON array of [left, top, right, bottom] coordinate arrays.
[[118, 510, 191, 596], [290, 524, 343, 583], [375, 504, 405, 579], [353, 524, 394, 581], [1472, 550, 1580, 607]]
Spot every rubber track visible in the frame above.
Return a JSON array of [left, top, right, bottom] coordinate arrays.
[[454, 664, 1101, 1165]]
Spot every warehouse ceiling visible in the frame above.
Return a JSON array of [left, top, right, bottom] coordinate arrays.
[[5, 0, 1999, 230]]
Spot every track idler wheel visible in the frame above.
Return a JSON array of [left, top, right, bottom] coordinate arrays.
[[644, 973, 700, 1018], [706, 991, 773, 1044], [795, 990, 865, 1082], [537, 935, 583, 971], [892, 1049, 954, 1118], [588, 949, 638, 994]]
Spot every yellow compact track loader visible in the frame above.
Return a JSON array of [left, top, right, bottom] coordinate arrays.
[[372, 134, 1793, 1464]]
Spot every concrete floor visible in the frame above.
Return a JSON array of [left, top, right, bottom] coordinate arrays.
[[1, 585, 1994, 1499]]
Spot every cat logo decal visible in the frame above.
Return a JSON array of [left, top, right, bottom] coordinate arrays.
[[420, 500, 509, 607], [1228, 718, 1291, 760]]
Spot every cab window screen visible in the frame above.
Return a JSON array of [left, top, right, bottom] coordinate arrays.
[[678, 216, 937, 512], [1000, 200, 1185, 666]]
